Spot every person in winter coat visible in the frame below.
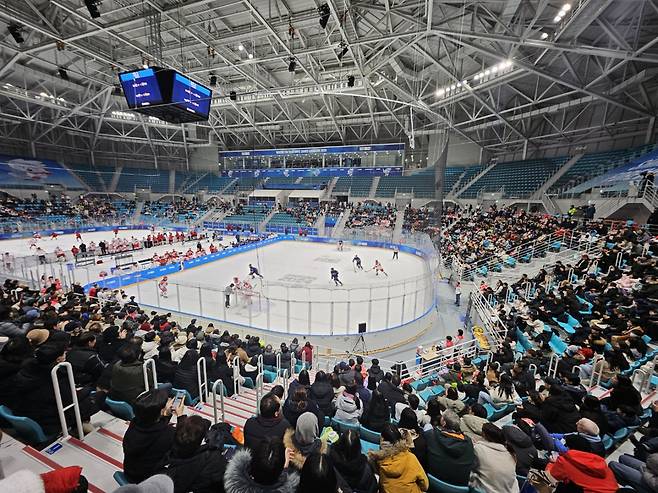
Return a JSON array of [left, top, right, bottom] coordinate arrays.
[[243, 393, 291, 450], [368, 423, 429, 493], [359, 389, 390, 433], [279, 343, 292, 370], [398, 407, 428, 468], [540, 385, 581, 434], [366, 359, 384, 391], [283, 388, 323, 429], [123, 389, 185, 483], [154, 346, 178, 384], [329, 429, 378, 493], [502, 424, 537, 477], [223, 436, 300, 493], [262, 345, 277, 367], [98, 325, 125, 363], [0, 336, 32, 405], [610, 452, 658, 493], [66, 332, 105, 386], [424, 410, 474, 485], [300, 342, 313, 368], [470, 423, 519, 493], [212, 353, 236, 396], [460, 404, 489, 442], [310, 370, 334, 417], [547, 434, 618, 493], [282, 412, 328, 471], [333, 384, 362, 424], [160, 415, 226, 493], [111, 343, 150, 406], [377, 373, 407, 414], [172, 349, 200, 399], [434, 387, 467, 415], [580, 395, 609, 437]]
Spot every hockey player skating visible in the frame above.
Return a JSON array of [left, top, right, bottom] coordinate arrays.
[[330, 267, 343, 286], [249, 263, 264, 279], [352, 254, 363, 270], [337, 240, 344, 252], [373, 260, 388, 277], [392, 245, 399, 260], [158, 276, 169, 298], [241, 279, 254, 305], [75, 231, 82, 241]]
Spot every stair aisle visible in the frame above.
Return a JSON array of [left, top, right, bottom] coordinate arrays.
[[0, 433, 53, 476]]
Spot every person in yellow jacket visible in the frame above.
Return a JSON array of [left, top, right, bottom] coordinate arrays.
[[368, 423, 429, 493]]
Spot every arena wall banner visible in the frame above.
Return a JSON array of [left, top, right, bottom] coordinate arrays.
[[221, 166, 403, 179], [83, 234, 428, 292]]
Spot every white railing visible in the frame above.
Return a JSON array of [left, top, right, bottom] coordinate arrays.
[[232, 356, 242, 396], [197, 357, 208, 403], [51, 362, 84, 440], [211, 379, 226, 424], [255, 372, 264, 415], [470, 285, 506, 346], [143, 358, 158, 392]]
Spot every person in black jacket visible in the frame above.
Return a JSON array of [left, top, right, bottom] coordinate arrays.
[[282, 387, 323, 429], [244, 393, 291, 450], [330, 429, 378, 493], [360, 389, 390, 433], [366, 359, 384, 391], [540, 385, 581, 434], [310, 370, 334, 418], [377, 373, 406, 414], [66, 332, 105, 386], [0, 336, 32, 405], [262, 344, 277, 367], [123, 388, 185, 483], [502, 424, 537, 477], [173, 350, 200, 399], [160, 415, 227, 493], [580, 394, 609, 437], [97, 325, 125, 363], [155, 346, 177, 384]]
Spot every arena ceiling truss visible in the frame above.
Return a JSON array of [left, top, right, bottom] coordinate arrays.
[[0, 0, 657, 167]]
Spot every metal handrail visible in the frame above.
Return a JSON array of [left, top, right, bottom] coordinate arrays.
[[255, 372, 264, 415], [143, 358, 158, 392], [232, 356, 242, 395], [276, 352, 282, 384], [197, 357, 208, 403], [548, 354, 559, 378], [282, 369, 290, 399], [51, 362, 84, 440], [211, 379, 226, 424]]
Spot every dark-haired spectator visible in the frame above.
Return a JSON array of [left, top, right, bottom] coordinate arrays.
[[399, 407, 427, 468], [359, 389, 390, 433], [424, 410, 474, 486], [172, 349, 200, 399], [224, 436, 300, 493], [329, 429, 378, 493], [540, 385, 580, 434], [243, 393, 291, 450], [110, 343, 149, 405], [368, 423, 428, 493], [160, 415, 227, 493], [67, 332, 105, 386], [310, 370, 335, 417], [123, 388, 185, 483], [377, 373, 406, 414], [298, 453, 342, 493], [460, 404, 489, 442], [502, 424, 537, 477], [283, 387, 323, 429], [434, 386, 466, 415], [155, 346, 178, 384], [366, 358, 384, 391], [470, 423, 519, 493]]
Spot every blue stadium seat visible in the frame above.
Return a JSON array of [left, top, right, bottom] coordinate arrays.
[[105, 398, 135, 421], [359, 426, 381, 444], [0, 405, 51, 445], [427, 474, 470, 493], [169, 388, 199, 406], [113, 471, 130, 486]]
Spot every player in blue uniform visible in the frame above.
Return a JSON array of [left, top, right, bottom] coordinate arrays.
[[249, 263, 264, 279], [330, 267, 343, 286], [352, 254, 363, 270]]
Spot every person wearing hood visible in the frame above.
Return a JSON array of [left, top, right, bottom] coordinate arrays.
[[547, 434, 618, 493], [123, 389, 185, 483], [223, 436, 300, 493], [460, 404, 489, 442], [470, 423, 519, 493], [282, 412, 328, 470], [244, 393, 290, 450], [334, 383, 362, 424], [310, 370, 334, 417], [368, 423, 428, 493], [329, 429, 378, 493], [424, 409, 474, 486], [540, 384, 581, 433], [159, 415, 226, 493], [610, 452, 658, 493], [366, 358, 384, 391], [502, 424, 537, 477]]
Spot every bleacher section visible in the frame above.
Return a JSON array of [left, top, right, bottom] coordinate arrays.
[[459, 157, 567, 198], [266, 212, 315, 233], [333, 176, 373, 197], [66, 163, 106, 191], [115, 168, 170, 193], [220, 204, 271, 228], [187, 174, 234, 193], [550, 143, 658, 193]]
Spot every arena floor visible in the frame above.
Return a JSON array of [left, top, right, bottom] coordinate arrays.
[[122, 240, 433, 335]]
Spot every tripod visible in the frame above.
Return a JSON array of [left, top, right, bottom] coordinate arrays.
[[351, 334, 367, 355]]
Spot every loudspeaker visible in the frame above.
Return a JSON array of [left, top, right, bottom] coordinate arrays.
[[358, 322, 366, 334]]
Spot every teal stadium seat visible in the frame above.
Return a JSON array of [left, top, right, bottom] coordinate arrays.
[[0, 405, 52, 445], [105, 398, 135, 421], [427, 474, 470, 493]]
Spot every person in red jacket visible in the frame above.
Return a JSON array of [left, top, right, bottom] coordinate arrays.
[[300, 341, 313, 368], [547, 435, 618, 493]]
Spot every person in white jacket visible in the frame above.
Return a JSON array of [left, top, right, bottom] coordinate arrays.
[[470, 423, 519, 493], [333, 384, 363, 424]]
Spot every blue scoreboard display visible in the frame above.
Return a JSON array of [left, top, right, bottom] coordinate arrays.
[[119, 68, 163, 107], [118, 67, 212, 123], [171, 73, 212, 118]]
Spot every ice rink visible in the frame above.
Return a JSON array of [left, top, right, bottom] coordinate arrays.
[[124, 240, 434, 335]]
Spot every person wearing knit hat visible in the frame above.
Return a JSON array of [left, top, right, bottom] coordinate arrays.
[[113, 475, 174, 493], [26, 328, 50, 347]]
